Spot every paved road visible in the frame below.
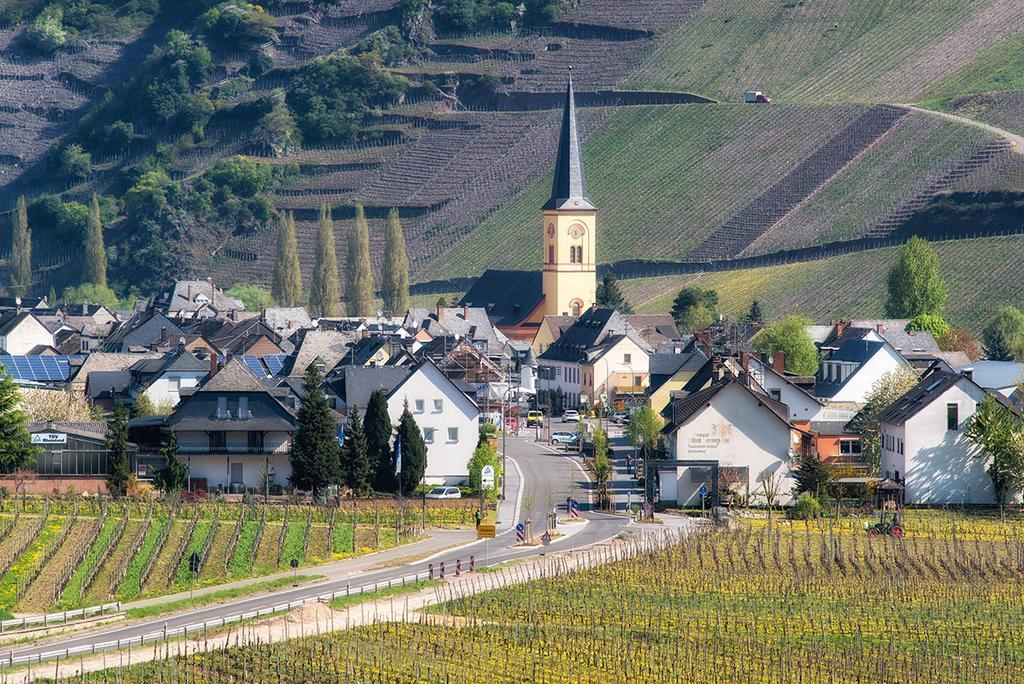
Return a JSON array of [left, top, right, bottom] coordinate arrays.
[[7, 436, 629, 664]]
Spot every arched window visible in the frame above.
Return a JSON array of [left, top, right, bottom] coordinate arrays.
[[570, 299, 583, 316]]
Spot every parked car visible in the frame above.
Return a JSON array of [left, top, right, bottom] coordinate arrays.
[[610, 412, 629, 424], [550, 431, 579, 446], [526, 410, 544, 427], [561, 409, 580, 422], [425, 486, 462, 499], [744, 90, 772, 103]]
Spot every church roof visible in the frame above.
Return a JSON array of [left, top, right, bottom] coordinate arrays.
[[543, 71, 595, 212], [459, 270, 544, 328]]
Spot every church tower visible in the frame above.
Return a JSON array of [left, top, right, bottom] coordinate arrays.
[[540, 70, 596, 318]]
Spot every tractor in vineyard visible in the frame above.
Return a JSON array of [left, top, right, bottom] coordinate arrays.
[[866, 510, 904, 538]]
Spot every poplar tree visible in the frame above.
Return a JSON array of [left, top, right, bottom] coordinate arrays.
[[381, 207, 409, 316], [84, 193, 107, 287], [9, 196, 31, 297], [346, 204, 374, 317], [272, 211, 303, 307], [308, 203, 340, 317]]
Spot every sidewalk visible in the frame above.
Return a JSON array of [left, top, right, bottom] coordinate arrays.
[[121, 529, 476, 611]]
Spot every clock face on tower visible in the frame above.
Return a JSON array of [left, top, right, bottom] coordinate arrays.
[[569, 224, 585, 239], [547, 223, 555, 238]]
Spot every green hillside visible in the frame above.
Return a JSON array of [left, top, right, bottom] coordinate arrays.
[[624, 234, 1024, 330]]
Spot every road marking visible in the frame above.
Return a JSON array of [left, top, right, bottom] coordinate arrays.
[[507, 455, 525, 530]]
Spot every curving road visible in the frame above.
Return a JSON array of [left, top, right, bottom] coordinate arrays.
[[5, 435, 630, 665]]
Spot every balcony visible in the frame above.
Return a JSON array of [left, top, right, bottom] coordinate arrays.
[[139, 443, 287, 455]]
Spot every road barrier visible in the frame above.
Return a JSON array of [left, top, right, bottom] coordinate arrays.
[[0, 602, 121, 634]]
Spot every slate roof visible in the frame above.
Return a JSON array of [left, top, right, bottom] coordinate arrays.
[[625, 315, 682, 346], [28, 421, 109, 440], [955, 360, 1024, 390], [662, 374, 792, 435], [130, 349, 208, 378], [0, 312, 36, 336], [458, 270, 544, 328], [815, 328, 888, 399], [538, 308, 650, 363], [70, 352, 163, 386], [405, 307, 510, 357], [262, 308, 313, 334], [809, 419, 858, 436], [847, 320, 939, 353], [876, 370, 1018, 425], [102, 312, 185, 352], [283, 330, 358, 377], [329, 365, 412, 410], [543, 72, 595, 212], [199, 357, 269, 393], [84, 370, 131, 399], [158, 281, 244, 316], [648, 350, 708, 394]]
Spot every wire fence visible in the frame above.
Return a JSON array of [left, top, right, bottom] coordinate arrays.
[[0, 601, 120, 634]]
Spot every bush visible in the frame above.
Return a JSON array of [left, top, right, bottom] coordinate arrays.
[[523, 0, 570, 25], [787, 494, 821, 520], [125, 170, 174, 221], [227, 283, 274, 310], [29, 195, 89, 243], [198, 1, 276, 46], [434, 0, 517, 34], [57, 144, 92, 181], [351, 26, 421, 67], [906, 313, 951, 339], [22, 6, 68, 53], [206, 156, 272, 197]]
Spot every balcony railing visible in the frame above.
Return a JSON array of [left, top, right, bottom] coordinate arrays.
[[138, 444, 286, 455]]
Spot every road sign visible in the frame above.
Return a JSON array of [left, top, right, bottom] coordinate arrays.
[[481, 465, 495, 489], [477, 523, 496, 539], [569, 498, 580, 519], [290, 558, 299, 569], [188, 552, 201, 574], [698, 484, 709, 496], [515, 522, 525, 543]]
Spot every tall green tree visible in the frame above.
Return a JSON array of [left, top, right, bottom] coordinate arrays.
[[746, 300, 764, 325], [308, 203, 340, 317], [794, 452, 834, 497], [394, 400, 427, 495], [592, 426, 611, 509], [272, 211, 303, 307], [982, 306, 1024, 361], [467, 440, 501, 494], [366, 389, 395, 492], [155, 431, 188, 493], [596, 274, 632, 313], [380, 207, 409, 316], [106, 404, 132, 497], [9, 196, 32, 297], [289, 365, 341, 495], [671, 287, 717, 333], [83, 194, 106, 287], [847, 367, 919, 474], [885, 236, 947, 318], [341, 406, 372, 495], [0, 371, 34, 473], [965, 395, 1024, 516], [626, 406, 662, 457], [346, 204, 374, 317], [752, 315, 819, 376]]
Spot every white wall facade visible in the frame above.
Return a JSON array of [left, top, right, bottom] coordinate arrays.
[[388, 363, 479, 485], [664, 383, 798, 506], [751, 360, 821, 421], [829, 345, 908, 404], [1, 317, 54, 354], [537, 359, 582, 408], [881, 380, 998, 505], [174, 430, 292, 491], [142, 371, 207, 408]]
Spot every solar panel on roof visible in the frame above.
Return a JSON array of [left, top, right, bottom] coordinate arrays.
[[924, 379, 944, 392], [242, 356, 267, 378], [0, 355, 71, 382], [264, 355, 285, 377]]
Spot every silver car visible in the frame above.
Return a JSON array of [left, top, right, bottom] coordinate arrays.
[[550, 431, 579, 446]]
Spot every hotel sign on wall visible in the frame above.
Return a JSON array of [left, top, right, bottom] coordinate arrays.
[[687, 422, 732, 455]]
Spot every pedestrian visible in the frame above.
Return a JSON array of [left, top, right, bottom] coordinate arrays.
[[474, 509, 482, 528]]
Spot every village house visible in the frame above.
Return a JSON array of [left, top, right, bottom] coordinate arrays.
[[814, 326, 911, 404], [0, 312, 55, 354]]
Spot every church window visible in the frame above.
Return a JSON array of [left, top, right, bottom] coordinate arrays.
[[570, 299, 583, 316]]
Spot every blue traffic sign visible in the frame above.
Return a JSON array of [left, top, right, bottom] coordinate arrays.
[[569, 499, 579, 509], [698, 484, 709, 496], [515, 522, 525, 533]]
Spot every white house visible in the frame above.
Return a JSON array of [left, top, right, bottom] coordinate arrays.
[[0, 313, 55, 355], [878, 370, 1017, 505], [660, 371, 812, 507], [815, 326, 910, 404], [385, 361, 479, 486], [130, 350, 210, 409], [747, 354, 822, 422]]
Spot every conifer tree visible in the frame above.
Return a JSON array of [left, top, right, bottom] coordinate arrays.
[[596, 274, 632, 313], [272, 211, 303, 307], [341, 406, 372, 495], [308, 203, 340, 317], [381, 207, 409, 316], [394, 400, 427, 495], [366, 389, 395, 492], [346, 204, 374, 317], [155, 430, 188, 493], [84, 194, 107, 287], [289, 365, 341, 495], [9, 196, 31, 297], [0, 369, 34, 473], [107, 404, 132, 497], [747, 300, 764, 325]]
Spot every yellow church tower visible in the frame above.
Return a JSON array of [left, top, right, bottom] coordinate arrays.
[[540, 70, 596, 318]]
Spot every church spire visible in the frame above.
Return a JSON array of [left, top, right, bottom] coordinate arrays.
[[543, 68, 595, 211]]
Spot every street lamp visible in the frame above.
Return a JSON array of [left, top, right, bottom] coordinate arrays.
[[499, 384, 518, 501]]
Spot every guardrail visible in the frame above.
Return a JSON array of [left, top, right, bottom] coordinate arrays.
[[0, 569, 440, 668], [0, 602, 121, 634]]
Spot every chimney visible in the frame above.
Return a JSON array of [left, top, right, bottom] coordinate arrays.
[[463, 304, 469, 320], [963, 368, 974, 381], [160, 327, 168, 346], [835, 320, 849, 338], [740, 351, 750, 371], [209, 351, 218, 376], [771, 351, 785, 374], [436, 304, 442, 322], [876, 323, 884, 334]]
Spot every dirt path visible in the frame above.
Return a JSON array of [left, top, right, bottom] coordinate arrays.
[[20, 519, 98, 612], [904, 105, 1024, 154]]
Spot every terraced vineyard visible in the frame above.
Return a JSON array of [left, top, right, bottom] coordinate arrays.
[[625, 234, 1024, 330], [0, 499, 473, 614]]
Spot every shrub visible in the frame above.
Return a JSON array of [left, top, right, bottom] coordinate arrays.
[[125, 170, 174, 221], [22, 6, 68, 53], [906, 314, 951, 339], [198, 2, 276, 46], [434, 0, 516, 34], [227, 283, 274, 310], [57, 144, 92, 181], [787, 494, 821, 520], [29, 195, 89, 243], [206, 156, 272, 197], [523, 0, 570, 25]]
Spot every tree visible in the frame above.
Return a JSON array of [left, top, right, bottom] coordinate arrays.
[[380, 208, 409, 316], [20, 387, 94, 422], [596, 274, 632, 313], [272, 212, 303, 307], [155, 431, 188, 494], [965, 394, 1024, 515], [0, 372, 35, 473], [626, 406, 661, 457], [592, 426, 611, 510], [10, 196, 32, 297], [133, 394, 157, 417], [289, 365, 341, 495], [106, 404, 132, 497], [62, 284, 124, 310], [752, 315, 819, 376], [746, 300, 764, 325], [885, 236, 947, 318], [938, 326, 983, 362], [468, 441, 500, 494], [847, 367, 919, 474], [227, 283, 274, 310], [366, 389, 395, 492], [794, 452, 834, 497], [671, 287, 717, 333], [341, 406, 372, 495], [394, 401, 427, 495], [57, 144, 92, 181], [22, 5, 67, 53], [346, 204, 374, 317], [982, 306, 1024, 361], [83, 194, 106, 287], [906, 313, 950, 339], [308, 203, 340, 317]]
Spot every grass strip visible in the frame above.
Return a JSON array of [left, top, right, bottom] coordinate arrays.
[[117, 516, 169, 601], [124, 575, 324, 619], [327, 579, 441, 610], [227, 521, 259, 578], [53, 516, 120, 609], [173, 521, 213, 587]]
